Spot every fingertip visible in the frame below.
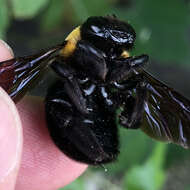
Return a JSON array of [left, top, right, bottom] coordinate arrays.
[[0, 87, 23, 189], [0, 40, 14, 61], [16, 96, 87, 189]]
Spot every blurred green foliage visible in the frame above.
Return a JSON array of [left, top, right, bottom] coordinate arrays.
[[40, 0, 66, 32], [0, 0, 9, 38], [131, 0, 190, 65], [0, 0, 190, 190], [123, 143, 166, 190], [11, 0, 49, 18]]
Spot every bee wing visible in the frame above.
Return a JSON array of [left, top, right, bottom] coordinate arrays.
[[0, 45, 62, 102], [141, 71, 190, 148]]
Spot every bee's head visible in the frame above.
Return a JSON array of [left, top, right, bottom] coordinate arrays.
[[81, 16, 136, 55]]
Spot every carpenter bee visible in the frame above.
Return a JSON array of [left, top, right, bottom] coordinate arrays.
[[1, 16, 190, 165]]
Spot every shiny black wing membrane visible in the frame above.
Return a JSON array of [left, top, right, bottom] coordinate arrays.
[[141, 71, 190, 148], [0, 45, 62, 102]]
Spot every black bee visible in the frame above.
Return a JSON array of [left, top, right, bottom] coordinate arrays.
[[0, 16, 190, 165]]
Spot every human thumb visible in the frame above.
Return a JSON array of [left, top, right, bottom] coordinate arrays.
[[0, 40, 23, 190]]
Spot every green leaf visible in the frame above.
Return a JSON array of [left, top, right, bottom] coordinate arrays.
[[124, 143, 167, 190], [82, 0, 112, 16], [0, 0, 10, 39], [40, 0, 65, 31], [69, 0, 89, 22], [184, 185, 190, 190], [11, 0, 49, 19], [60, 177, 85, 190], [70, 0, 112, 22]]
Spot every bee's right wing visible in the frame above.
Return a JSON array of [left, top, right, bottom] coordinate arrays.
[[141, 71, 190, 148], [0, 45, 63, 102]]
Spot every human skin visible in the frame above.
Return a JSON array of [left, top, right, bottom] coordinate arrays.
[[0, 40, 88, 190]]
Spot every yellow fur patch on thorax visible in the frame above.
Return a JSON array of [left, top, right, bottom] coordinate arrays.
[[121, 50, 130, 58], [59, 26, 81, 58]]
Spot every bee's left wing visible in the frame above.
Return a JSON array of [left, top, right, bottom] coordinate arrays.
[[141, 71, 190, 148]]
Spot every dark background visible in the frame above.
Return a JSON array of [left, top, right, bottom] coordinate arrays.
[[1, 0, 190, 189]]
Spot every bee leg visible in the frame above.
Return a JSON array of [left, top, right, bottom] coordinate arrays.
[[119, 80, 147, 129], [73, 40, 107, 81], [45, 81, 119, 165], [108, 54, 149, 82], [51, 62, 88, 114]]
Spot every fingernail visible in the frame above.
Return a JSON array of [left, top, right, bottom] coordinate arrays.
[[0, 88, 22, 185], [0, 40, 14, 58]]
